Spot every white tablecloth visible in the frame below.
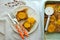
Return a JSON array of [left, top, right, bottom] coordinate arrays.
[[0, 0, 44, 40]]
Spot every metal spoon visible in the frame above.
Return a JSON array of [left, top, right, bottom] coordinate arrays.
[[45, 7, 54, 31]]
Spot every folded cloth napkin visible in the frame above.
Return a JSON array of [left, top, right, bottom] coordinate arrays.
[[0, 0, 13, 5], [0, 18, 7, 40], [0, 19, 6, 35]]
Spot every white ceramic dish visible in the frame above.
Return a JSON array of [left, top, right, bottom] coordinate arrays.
[[45, 1, 60, 40], [10, 5, 39, 34]]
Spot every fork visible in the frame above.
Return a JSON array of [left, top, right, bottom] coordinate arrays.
[[7, 14, 24, 40]]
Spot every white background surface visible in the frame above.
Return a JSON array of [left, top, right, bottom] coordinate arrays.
[[0, 0, 45, 40]]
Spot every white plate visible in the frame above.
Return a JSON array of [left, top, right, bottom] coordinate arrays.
[[10, 5, 39, 34]]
